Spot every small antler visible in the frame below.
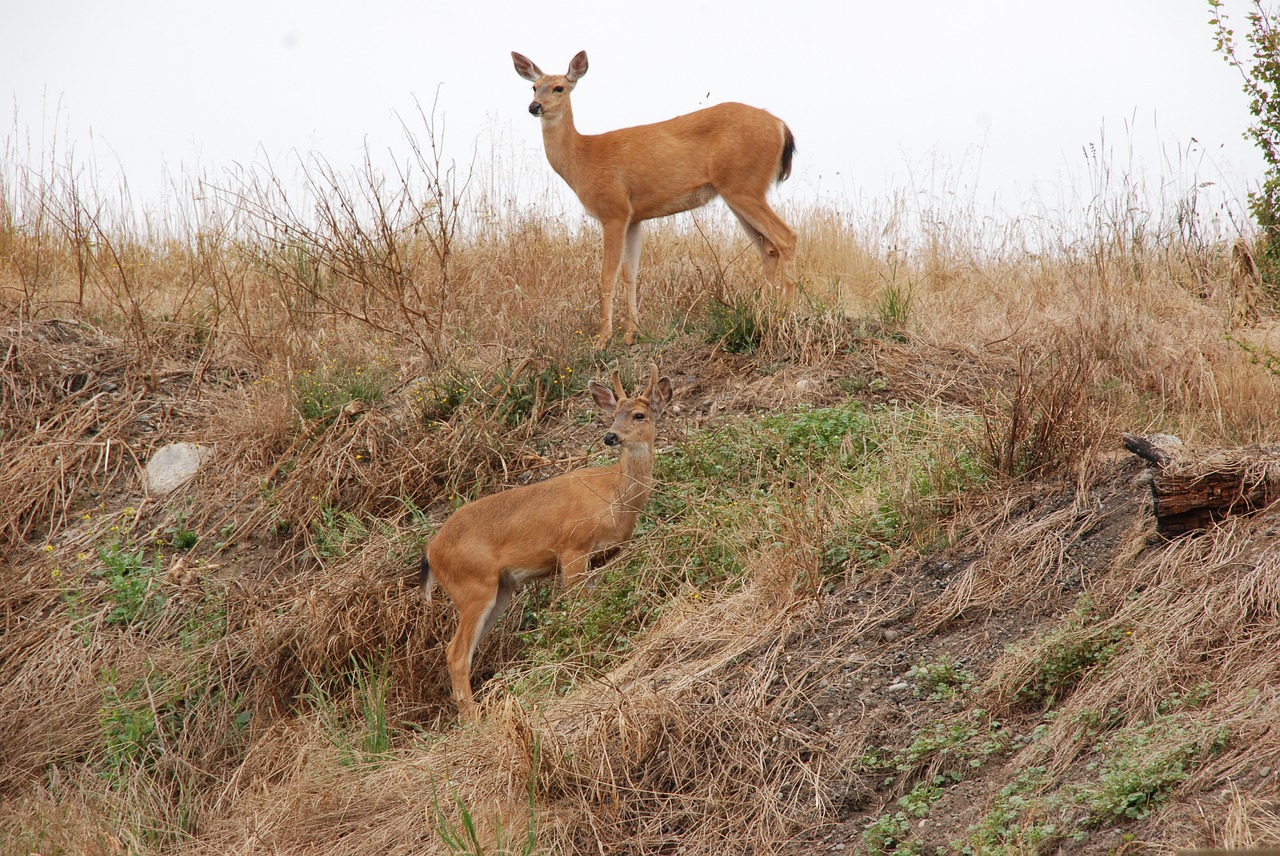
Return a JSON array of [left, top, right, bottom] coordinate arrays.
[[642, 363, 659, 397], [611, 368, 626, 401]]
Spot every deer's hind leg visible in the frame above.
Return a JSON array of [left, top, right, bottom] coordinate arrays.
[[445, 572, 514, 720], [619, 222, 644, 345], [722, 194, 796, 299]]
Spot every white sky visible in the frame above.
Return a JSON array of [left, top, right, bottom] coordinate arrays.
[[0, 0, 1269, 232]]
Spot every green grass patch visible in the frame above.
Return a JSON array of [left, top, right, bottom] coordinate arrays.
[[1009, 598, 1128, 709], [301, 656, 395, 768], [294, 358, 392, 428], [498, 400, 988, 700]]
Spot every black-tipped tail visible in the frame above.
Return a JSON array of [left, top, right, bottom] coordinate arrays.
[[419, 552, 433, 603], [777, 125, 796, 184]]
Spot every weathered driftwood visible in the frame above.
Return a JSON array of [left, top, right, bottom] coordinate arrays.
[[1122, 432, 1280, 535]]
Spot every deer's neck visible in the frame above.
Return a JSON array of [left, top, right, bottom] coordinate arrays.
[[540, 105, 584, 186], [614, 444, 656, 513]]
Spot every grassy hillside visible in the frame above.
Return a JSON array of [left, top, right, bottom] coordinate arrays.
[[2, 131, 1279, 854]]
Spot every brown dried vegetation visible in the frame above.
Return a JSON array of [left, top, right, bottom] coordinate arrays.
[[2, 126, 1280, 854]]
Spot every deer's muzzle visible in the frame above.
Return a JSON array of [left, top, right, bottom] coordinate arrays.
[[528, 102, 543, 116]]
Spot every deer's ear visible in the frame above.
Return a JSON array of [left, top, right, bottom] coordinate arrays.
[[650, 377, 673, 418], [512, 52, 542, 82], [566, 50, 588, 83], [589, 379, 617, 415]]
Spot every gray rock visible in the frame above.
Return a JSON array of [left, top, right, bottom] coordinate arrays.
[[145, 442, 213, 495]]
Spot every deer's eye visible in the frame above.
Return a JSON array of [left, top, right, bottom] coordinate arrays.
[[553, 85, 565, 93], [633, 412, 646, 420]]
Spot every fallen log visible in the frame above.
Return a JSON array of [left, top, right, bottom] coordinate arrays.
[[1122, 432, 1280, 535]]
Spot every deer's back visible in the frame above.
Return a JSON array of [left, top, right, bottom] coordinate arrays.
[[428, 466, 631, 583], [573, 102, 788, 220]]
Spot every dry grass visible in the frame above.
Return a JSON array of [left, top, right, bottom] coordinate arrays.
[[3, 120, 1280, 854]]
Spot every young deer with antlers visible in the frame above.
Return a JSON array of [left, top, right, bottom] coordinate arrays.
[[512, 50, 797, 348], [421, 365, 673, 718]]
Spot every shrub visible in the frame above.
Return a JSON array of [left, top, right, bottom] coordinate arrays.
[[1211, 0, 1280, 293]]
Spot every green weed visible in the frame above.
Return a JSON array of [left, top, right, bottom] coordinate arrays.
[[98, 671, 162, 783], [95, 539, 164, 627], [302, 658, 394, 767], [875, 278, 915, 331], [956, 767, 1060, 855], [430, 734, 541, 854], [862, 810, 920, 855], [705, 297, 766, 354], [1011, 600, 1127, 708], [418, 353, 592, 428], [1228, 333, 1280, 377], [164, 518, 199, 551], [312, 505, 370, 561]]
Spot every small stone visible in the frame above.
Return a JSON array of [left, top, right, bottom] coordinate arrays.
[[888, 681, 911, 693]]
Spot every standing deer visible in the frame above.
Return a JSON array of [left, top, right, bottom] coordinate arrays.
[[512, 50, 797, 348], [421, 364, 673, 719]]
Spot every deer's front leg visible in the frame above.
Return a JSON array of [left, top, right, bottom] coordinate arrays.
[[595, 220, 627, 349]]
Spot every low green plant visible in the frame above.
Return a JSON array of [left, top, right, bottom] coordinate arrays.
[[293, 359, 390, 427], [767, 401, 877, 467], [705, 297, 766, 354], [898, 776, 950, 817], [1076, 718, 1229, 824], [95, 538, 164, 626], [1012, 601, 1126, 708], [1155, 683, 1213, 715], [894, 709, 1009, 773], [98, 670, 161, 783], [430, 734, 541, 854], [419, 353, 592, 427], [164, 518, 199, 551], [494, 357, 592, 427], [819, 518, 894, 576], [302, 658, 394, 767], [418, 366, 480, 423], [862, 810, 919, 856], [1228, 333, 1280, 377], [907, 657, 977, 700], [875, 278, 915, 331], [956, 767, 1061, 855], [312, 505, 370, 560]]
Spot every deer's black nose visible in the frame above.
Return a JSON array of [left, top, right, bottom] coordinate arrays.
[[603, 432, 620, 447], [528, 102, 542, 116]]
